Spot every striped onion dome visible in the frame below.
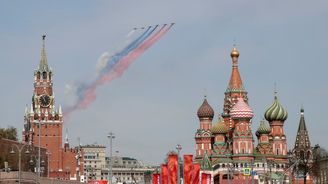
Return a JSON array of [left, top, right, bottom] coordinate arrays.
[[197, 97, 214, 120], [264, 96, 288, 122], [211, 121, 228, 134], [230, 97, 254, 119], [256, 120, 271, 135]]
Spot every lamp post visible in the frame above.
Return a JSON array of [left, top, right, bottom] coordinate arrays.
[[10, 143, 30, 184], [36, 112, 44, 180], [176, 144, 182, 184], [46, 151, 51, 178], [108, 132, 115, 184]]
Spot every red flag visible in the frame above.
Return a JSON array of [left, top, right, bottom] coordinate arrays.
[[168, 154, 178, 184], [201, 173, 211, 184], [192, 163, 200, 184], [152, 173, 160, 184], [183, 155, 193, 184], [88, 180, 107, 184], [161, 164, 169, 184]]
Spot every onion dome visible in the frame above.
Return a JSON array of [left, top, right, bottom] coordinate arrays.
[[211, 121, 228, 134], [256, 119, 271, 135], [197, 96, 214, 120], [230, 47, 240, 58], [230, 97, 254, 119], [264, 96, 288, 122]]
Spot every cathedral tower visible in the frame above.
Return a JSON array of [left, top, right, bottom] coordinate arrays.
[[293, 107, 312, 160], [264, 94, 288, 162], [195, 96, 214, 157], [230, 97, 254, 161], [222, 47, 248, 128], [23, 35, 64, 173]]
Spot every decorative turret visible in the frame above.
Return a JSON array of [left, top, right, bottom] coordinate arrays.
[[292, 107, 313, 178], [230, 97, 254, 119], [64, 129, 70, 150], [256, 119, 273, 155], [265, 93, 288, 157], [231, 98, 254, 157], [293, 107, 311, 152], [195, 96, 214, 157], [256, 119, 271, 136], [59, 105, 63, 117], [200, 151, 212, 170], [264, 96, 288, 122], [197, 96, 214, 120]]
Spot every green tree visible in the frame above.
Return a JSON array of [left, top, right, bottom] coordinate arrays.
[[0, 126, 18, 141]]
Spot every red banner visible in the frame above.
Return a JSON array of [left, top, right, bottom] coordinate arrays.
[[201, 173, 211, 184], [168, 154, 178, 184], [192, 163, 200, 184], [183, 155, 193, 184], [152, 173, 160, 184], [161, 164, 169, 184], [88, 180, 108, 184]]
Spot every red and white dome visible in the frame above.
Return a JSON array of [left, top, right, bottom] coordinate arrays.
[[230, 97, 254, 119]]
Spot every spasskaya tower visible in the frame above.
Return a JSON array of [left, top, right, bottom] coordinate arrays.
[[23, 35, 64, 174]]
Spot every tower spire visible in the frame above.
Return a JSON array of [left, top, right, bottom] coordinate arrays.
[[39, 34, 49, 72], [227, 46, 245, 93], [295, 107, 310, 149]]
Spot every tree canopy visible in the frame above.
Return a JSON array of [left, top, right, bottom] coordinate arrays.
[[0, 126, 18, 141]]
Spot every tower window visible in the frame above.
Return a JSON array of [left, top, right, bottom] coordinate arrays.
[[43, 72, 47, 80]]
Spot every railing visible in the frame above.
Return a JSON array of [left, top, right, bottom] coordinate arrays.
[[0, 171, 83, 184]]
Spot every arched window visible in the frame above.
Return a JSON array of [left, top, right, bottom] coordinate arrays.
[[37, 72, 40, 79], [43, 72, 47, 80]]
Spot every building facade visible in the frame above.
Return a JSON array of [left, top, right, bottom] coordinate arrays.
[[195, 47, 290, 183], [81, 144, 107, 181], [22, 36, 83, 180], [102, 156, 155, 184]]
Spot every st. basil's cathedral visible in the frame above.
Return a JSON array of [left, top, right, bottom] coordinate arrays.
[[194, 47, 313, 183]]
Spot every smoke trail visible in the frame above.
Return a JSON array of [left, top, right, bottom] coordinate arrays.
[[98, 24, 174, 84], [64, 24, 174, 118], [95, 27, 150, 76], [98, 26, 158, 77]]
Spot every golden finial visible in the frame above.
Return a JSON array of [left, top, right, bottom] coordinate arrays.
[[231, 46, 239, 58]]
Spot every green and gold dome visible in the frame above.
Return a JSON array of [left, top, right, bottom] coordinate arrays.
[[256, 119, 271, 135], [211, 120, 228, 134], [264, 96, 288, 122]]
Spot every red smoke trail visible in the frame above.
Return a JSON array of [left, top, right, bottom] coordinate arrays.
[[98, 24, 174, 85]]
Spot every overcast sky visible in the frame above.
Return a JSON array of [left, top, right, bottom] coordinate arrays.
[[1, 1, 327, 165]]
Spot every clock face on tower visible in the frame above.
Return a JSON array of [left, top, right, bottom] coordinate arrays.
[[39, 94, 51, 107]]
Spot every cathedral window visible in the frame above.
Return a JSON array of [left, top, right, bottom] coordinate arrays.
[[37, 72, 40, 80]]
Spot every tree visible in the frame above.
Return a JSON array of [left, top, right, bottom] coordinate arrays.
[[0, 126, 18, 141]]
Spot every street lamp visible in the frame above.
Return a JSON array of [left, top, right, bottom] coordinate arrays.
[[37, 111, 44, 180], [46, 151, 51, 178], [108, 132, 115, 184], [176, 144, 182, 184], [10, 143, 30, 184]]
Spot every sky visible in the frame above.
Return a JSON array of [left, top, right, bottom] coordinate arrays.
[[0, 1, 327, 165]]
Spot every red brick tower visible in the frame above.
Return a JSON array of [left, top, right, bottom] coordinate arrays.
[[264, 93, 288, 162], [230, 97, 254, 162], [195, 96, 214, 157], [256, 119, 273, 155], [23, 35, 64, 174], [222, 47, 248, 129]]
